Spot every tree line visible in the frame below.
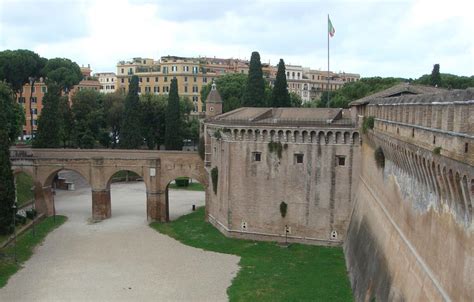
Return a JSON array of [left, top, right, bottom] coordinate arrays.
[[34, 75, 198, 150]]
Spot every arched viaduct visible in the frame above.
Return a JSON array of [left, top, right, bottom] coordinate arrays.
[[10, 147, 208, 222]]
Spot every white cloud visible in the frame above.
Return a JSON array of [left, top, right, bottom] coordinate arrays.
[[0, 0, 473, 78]]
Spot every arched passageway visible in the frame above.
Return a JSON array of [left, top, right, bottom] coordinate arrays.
[[164, 177, 206, 221]]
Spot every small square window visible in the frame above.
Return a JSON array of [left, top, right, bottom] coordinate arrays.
[[336, 156, 346, 166], [252, 152, 261, 162], [294, 154, 303, 164]]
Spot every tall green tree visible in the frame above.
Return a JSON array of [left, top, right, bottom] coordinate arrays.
[[271, 59, 291, 107], [140, 94, 167, 150], [0, 49, 46, 93], [42, 58, 82, 91], [165, 78, 182, 150], [58, 96, 74, 147], [430, 64, 441, 87], [0, 83, 19, 234], [120, 76, 142, 149], [71, 89, 105, 149], [243, 51, 265, 107], [33, 83, 62, 148], [103, 92, 125, 148]]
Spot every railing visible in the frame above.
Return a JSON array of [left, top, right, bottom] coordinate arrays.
[[209, 118, 355, 127]]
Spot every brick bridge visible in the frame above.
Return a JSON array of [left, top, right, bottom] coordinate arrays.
[[10, 147, 208, 222]]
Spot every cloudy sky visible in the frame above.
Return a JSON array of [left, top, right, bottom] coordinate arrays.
[[0, 0, 473, 78]]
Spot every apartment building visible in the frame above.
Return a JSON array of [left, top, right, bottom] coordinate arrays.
[[16, 66, 101, 138], [95, 72, 117, 93]]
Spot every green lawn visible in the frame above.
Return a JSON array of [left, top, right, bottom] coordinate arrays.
[[167, 182, 205, 191], [15, 173, 34, 206], [0, 216, 67, 288], [150, 208, 353, 302]]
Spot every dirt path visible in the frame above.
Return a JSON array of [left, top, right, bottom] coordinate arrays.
[[0, 182, 239, 302]]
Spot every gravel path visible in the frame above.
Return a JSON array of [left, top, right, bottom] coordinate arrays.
[[0, 182, 240, 302]]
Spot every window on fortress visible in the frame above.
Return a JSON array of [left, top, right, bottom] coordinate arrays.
[[252, 152, 261, 162], [294, 154, 304, 164], [164, 76, 168, 82], [336, 156, 346, 166], [465, 143, 469, 153]]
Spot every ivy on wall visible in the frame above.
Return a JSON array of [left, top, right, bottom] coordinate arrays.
[[362, 116, 375, 133], [268, 141, 283, 159], [280, 201, 288, 218], [211, 167, 218, 194]]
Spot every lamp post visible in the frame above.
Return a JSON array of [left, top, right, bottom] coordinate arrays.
[[12, 204, 17, 263], [28, 77, 35, 140]]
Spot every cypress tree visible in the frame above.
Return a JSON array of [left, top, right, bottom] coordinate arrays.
[[271, 59, 291, 107], [120, 75, 142, 149], [0, 83, 17, 235], [430, 64, 441, 87], [243, 51, 265, 107], [33, 83, 62, 148], [165, 78, 182, 150]]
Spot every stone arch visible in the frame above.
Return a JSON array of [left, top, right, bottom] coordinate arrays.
[[294, 131, 300, 143], [254, 129, 260, 141], [42, 166, 91, 188], [246, 129, 253, 140], [302, 131, 309, 143], [453, 171, 467, 220], [310, 131, 317, 143], [461, 175, 473, 223], [285, 130, 292, 142], [233, 129, 239, 140], [344, 132, 350, 144], [352, 132, 360, 144], [326, 131, 333, 144], [277, 130, 283, 142], [262, 129, 268, 141], [335, 132, 342, 144], [318, 131, 325, 144], [240, 129, 246, 140], [270, 129, 276, 141], [105, 168, 148, 191]]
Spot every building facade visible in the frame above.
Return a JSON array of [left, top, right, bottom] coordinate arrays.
[[16, 66, 101, 138], [95, 72, 117, 93], [116, 55, 358, 111], [203, 98, 361, 245]]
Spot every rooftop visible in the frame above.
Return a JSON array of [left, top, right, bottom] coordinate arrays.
[[208, 107, 354, 127], [368, 87, 474, 105], [349, 83, 445, 106]]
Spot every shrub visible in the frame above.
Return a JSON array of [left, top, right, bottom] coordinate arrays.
[[268, 141, 283, 159], [280, 201, 288, 218], [211, 167, 218, 194], [432, 147, 441, 155], [175, 177, 190, 187], [374, 147, 385, 169], [15, 214, 27, 225], [362, 116, 375, 133]]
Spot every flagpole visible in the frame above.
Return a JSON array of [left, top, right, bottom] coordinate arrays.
[[327, 14, 330, 108]]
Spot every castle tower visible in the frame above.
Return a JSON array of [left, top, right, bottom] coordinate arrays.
[[205, 81, 222, 118]]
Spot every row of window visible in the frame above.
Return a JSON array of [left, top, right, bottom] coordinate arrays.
[[18, 97, 38, 103], [21, 86, 47, 94], [251, 151, 346, 166], [101, 85, 115, 90], [137, 85, 199, 94], [122, 76, 212, 84]]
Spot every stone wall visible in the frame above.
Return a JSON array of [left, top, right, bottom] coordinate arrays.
[[206, 124, 360, 245], [345, 131, 473, 301]]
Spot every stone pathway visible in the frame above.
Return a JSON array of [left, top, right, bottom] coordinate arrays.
[[0, 182, 239, 302]]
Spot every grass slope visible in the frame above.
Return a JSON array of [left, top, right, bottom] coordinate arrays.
[[0, 216, 67, 288], [15, 173, 34, 206], [150, 208, 353, 301]]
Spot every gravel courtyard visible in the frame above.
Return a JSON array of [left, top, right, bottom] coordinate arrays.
[[0, 180, 239, 302]]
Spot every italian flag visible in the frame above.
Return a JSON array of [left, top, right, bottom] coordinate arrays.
[[328, 17, 335, 37]]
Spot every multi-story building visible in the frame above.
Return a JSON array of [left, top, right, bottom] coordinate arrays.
[[95, 72, 117, 93], [116, 55, 360, 111], [16, 65, 101, 139], [282, 65, 360, 103]]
